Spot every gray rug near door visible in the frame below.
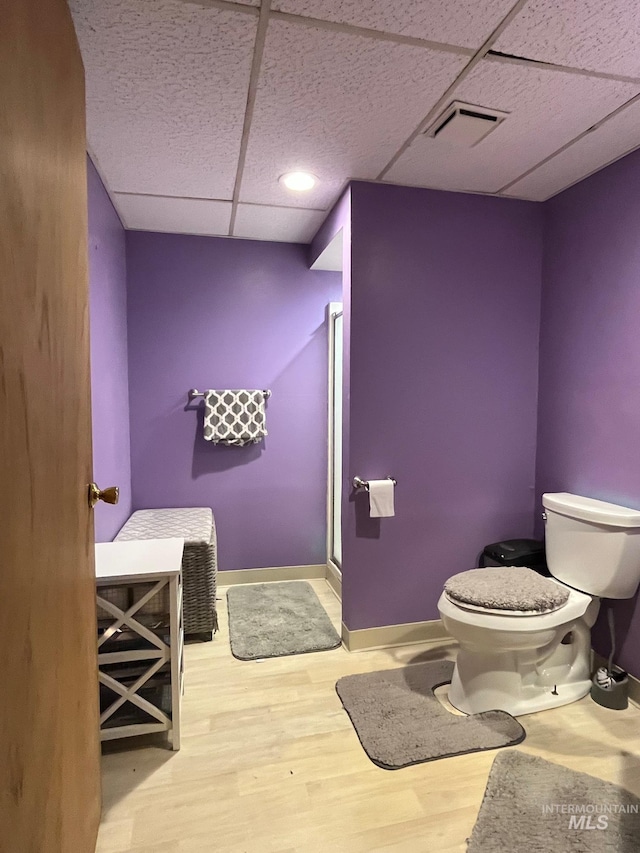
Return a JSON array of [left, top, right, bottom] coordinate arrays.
[[468, 750, 640, 852], [335, 659, 525, 769], [227, 581, 341, 660]]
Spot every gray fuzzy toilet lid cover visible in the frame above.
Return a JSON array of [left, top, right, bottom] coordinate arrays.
[[444, 567, 570, 613]]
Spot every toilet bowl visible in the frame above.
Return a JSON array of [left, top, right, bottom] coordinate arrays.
[[438, 583, 599, 715], [438, 492, 640, 717]]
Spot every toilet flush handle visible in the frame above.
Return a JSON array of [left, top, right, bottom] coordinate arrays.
[[541, 511, 547, 522]]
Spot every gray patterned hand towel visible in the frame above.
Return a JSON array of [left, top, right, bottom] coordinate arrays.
[[203, 390, 268, 446]]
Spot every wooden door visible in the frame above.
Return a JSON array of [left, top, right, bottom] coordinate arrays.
[[0, 1, 101, 851]]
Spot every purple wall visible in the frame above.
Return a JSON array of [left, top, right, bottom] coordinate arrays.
[[126, 232, 341, 571], [87, 158, 132, 541], [342, 182, 543, 630], [539, 149, 640, 678]]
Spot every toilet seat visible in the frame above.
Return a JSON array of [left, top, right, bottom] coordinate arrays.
[[438, 584, 592, 632]]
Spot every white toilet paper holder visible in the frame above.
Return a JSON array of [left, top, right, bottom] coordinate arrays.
[[353, 476, 397, 492]]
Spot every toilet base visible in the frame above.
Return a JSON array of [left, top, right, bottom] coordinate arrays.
[[448, 645, 592, 717]]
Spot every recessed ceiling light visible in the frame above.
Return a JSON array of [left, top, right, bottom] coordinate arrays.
[[279, 171, 317, 192]]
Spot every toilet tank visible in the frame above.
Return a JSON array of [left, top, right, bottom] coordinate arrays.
[[543, 493, 640, 599]]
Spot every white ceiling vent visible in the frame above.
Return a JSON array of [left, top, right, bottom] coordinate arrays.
[[425, 101, 509, 147]]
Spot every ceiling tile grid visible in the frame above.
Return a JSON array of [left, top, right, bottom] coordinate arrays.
[[385, 58, 639, 194], [271, 0, 517, 49], [115, 194, 232, 236], [504, 97, 640, 200], [238, 19, 469, 209], [73, 0, 640, 241], [233, 204, 326, 242], [494, 0, 640, 79], [70, 0, 257, 199]]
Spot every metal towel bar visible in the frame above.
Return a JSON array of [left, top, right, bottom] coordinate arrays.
[[188, 388, 271, 401], [353, 476, 397, 492]]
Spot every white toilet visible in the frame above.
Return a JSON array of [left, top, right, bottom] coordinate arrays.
[[438, 492, 640, 716]]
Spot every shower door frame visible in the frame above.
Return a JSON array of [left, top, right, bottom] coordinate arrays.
[[326, 302, 343, 580]]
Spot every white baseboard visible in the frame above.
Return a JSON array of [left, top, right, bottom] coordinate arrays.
[[325, 561, 342, 601], [219, 564, 327, 586], [342, 618, 452, 653]]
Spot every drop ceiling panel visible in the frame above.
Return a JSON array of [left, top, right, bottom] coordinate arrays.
[[70, 0, 257, 198], [115, 194, 232, 236], [494, 0, 640, 78], [385, 58, 639, 194], [233, 205, 326, 243], [271, 0, 515, 48], [239, 20, 468, 208], [504, 97, 640, 201]]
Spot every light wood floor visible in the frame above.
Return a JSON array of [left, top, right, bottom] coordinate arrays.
[[96, 580, 640, 853]]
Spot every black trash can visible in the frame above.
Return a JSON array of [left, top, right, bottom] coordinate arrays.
[[480, 538, 549, 574]]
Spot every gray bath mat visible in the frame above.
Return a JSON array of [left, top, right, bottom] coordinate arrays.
[[227, 581, 341, 660], [468, 750, 640, 852], [335, 659, 525, 769]]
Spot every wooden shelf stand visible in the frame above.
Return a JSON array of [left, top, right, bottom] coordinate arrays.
[[95, 539, 184, 751]]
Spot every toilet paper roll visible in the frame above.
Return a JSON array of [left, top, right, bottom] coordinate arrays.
[[368, 479, 395, 518]]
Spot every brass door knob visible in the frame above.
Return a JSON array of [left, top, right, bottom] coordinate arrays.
[[88, 483, 120, 508]]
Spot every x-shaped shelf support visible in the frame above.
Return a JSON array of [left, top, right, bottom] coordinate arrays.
[[97, 577, 172, 726], [98, 578, 169, 651]]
